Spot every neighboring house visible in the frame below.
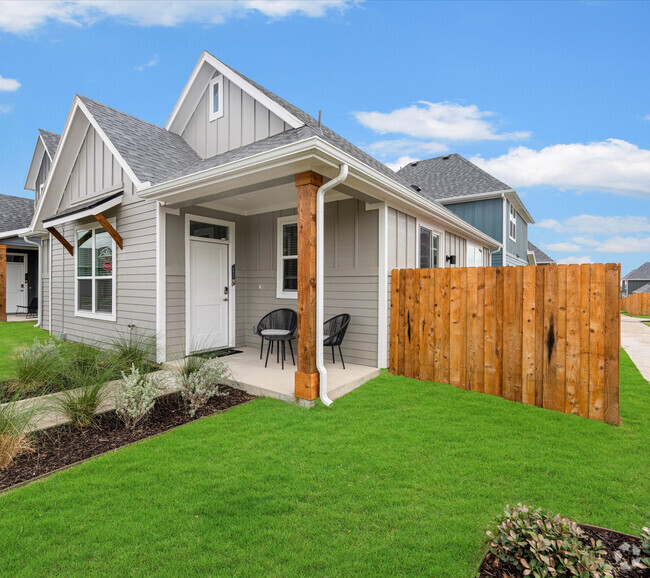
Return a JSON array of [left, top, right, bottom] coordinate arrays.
[[527, 241, 555, 266], [0, 194, 39, 316], [622, 262, 650, 296], [397, 154, 534, 267], [23, 51, 500, 401], [632, 282, 650, 294]]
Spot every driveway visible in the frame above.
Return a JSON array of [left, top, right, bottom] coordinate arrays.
[[621, 315, 650, 383]]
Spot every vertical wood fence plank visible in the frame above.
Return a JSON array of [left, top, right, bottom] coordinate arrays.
[[534, 266, 545, 407], [425, 268, 436, 382], [459, 267, 468, 390], [441, 268, 451, 385], [522, 266, 536, 405], [502, 267, 516, 401], [389, 269, 400, 374], [578, 264, 592, 419], [589, 264, 606, 421], [495, 267, 504, 397], [476, 267, 486, 393], [565, 264, 581, 415], [543, 265, 558, 411], [398, 269, 407, 377], [404, 269, 415, 379], [418, 269, 430, 381], [556, 265, 568, 413], [432, 268, 443, 383], [513, 266, 524, 403], [467, 267, 479, 392], [603, 263, 620, 425], [483, 267, 497, 396], [450, 268, 462, 388]]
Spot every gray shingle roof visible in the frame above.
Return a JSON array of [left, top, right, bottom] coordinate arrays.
[[633, 282, 650, 294], [0, 194, 34, 233], [527, 241, 555, 264], [623, 261, 650, 281], [78, 96, 200, 185], [38, 129, 60, 160], [396, 153, 512, 201]]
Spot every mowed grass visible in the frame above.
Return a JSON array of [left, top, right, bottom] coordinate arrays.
[[622, 310, 650, 319], [1, 351, 648, 577], [0, 321, 51, 381]]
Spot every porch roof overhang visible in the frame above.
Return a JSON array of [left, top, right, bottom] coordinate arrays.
[[42, 191, 123, 228], [139, 136, 501, 250]]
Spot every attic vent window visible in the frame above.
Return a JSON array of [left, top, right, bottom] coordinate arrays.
[[209, 75, 224, 121]]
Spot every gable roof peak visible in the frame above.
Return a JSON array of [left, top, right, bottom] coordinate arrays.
[[38, 128, 61, 160]]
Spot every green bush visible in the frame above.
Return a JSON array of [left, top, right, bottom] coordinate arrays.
[[115, 365, 162, 429], [10, 339, 60, 396], [486, 504, 613, 577]]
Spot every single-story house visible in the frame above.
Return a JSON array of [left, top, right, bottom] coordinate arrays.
[[622, 262, 650, 296], [24, 51, 501, 402], [527, 241, 555, 266], [397, 153, 534, 267]]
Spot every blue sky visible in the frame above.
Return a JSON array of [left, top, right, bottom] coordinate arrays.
[[0, 0, 649, 274]]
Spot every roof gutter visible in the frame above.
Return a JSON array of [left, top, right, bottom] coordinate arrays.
[[316, 164, 349, 407]]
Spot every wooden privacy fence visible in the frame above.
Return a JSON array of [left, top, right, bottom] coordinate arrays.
[[390, 264, 621, 425], [622, 293, 650, 316]]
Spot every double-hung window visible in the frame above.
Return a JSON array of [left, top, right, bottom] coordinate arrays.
[[466, 242, 484, 267], [509, 205, 517, 241], [76, 225, 115, 319], [419, 226, 440, 269], [277, 216, 298, 298]]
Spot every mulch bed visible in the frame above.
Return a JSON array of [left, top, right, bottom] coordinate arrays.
[[478, 526, 648, 577], [0, 386, 255, 493]]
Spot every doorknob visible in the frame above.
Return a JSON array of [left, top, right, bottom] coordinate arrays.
[[223, 297, 229, 302]]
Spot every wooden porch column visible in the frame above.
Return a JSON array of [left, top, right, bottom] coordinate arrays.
[[294, 171, 323, 400], [0, 245, 6, 322]]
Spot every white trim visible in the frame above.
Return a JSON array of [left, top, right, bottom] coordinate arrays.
[[156, 202, 166, 363], [74, 219, 117, 322], [48, 232, 52, 333], [166, 51, 303, 134], [377, 203, 388, 369], [415, 218, 445, 270], [184, 213, 236, 355], [0, 227, 31, 240], [208, 75, 224, 122], [509, 203, 517, 242], [276, 215, 298, 300], [43, 193, 123, 228], [24, 137, 47, 191]]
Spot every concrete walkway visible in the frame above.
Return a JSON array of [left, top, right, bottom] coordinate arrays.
[[620, 315, 650, 383]]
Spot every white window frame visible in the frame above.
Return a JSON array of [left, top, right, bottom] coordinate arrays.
[[417, 224, 443, 269], [277, 215, 298, 299], [509, 204, 517, 242], [466, 242, 485, 268], [209, 75, 224, 122], [74, 220, 117, 322]]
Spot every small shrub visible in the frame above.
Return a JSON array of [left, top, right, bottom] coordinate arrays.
[[109, 330, 156, 374], [115, 365, 162, 429], [641, 526, 650, 567], [55, 382, 108, 428], [486, 504, 613, 577], [173, 357, 230, 417], [0, 398, 39, 469], [11, 339, 60, 395]]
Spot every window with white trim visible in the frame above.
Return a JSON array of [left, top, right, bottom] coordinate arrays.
[[277, 216, 297, 298], [76, 226, 115, 318], [419, 226, 440, 269], [209, 75, 224, 121], [41, 239, 49, 276], [466, 242, 484, 267], [509, 204, 517, 241]]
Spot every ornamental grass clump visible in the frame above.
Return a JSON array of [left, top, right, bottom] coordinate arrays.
[[174, 356, 230, 417], [11, 339, 60, 396], [109, 330, 156, 374], [114, 364, 162, 429], [0, 398, 38, 470], [486, 504, 613, 577]]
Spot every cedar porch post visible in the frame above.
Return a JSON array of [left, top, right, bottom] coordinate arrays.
[[0, 244, 6, 322], [294, 171, 323, 400]]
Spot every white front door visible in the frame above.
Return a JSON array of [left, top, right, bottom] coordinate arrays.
[[7, 259, 26, 313], [189, 239, 229, 351]]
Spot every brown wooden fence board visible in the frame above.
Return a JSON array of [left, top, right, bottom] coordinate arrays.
[[622, 293, 650, 316], [389, 263, 620, 425]]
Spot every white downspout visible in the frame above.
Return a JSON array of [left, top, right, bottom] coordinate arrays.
[[20, 234, 42, 328], [316, 164, 349, 406]]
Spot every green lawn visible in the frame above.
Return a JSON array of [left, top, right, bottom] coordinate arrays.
[[622, 310, 650, 319], [1, 351, 648, 576], [0, 321, 51, 381]]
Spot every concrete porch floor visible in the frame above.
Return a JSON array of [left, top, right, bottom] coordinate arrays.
[[166, 345, 380, 405]]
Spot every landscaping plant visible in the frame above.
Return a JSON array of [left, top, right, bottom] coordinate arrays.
[[642, 526, 650, 567], [115, 365, 162, 429], [173, 356, 230, 417], [486, 504, 613, 577], [109, 329, 156, 374], [10, 339, 60, 396], [0, 397, 39, 469]]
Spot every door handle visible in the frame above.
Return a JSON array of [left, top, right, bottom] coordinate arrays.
[[223, 298, 229, 302]]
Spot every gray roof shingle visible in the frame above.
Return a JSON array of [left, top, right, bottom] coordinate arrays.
[[0, 194, 34, 233], [78, 96, 200, 185], [527, 241, 555, 264], [633, 282, 650, 294], [39, 129, 60, 160], [623, 262, 650, 281], [396, 153, 512, 201]]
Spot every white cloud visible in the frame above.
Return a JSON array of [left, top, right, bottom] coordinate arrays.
[[134, 54, 159, 71], [0, 74, 20, 92], [557, 255, 594, 265], [471, 139, 650, 197], [644, 114, 650, 121], [537, 215, 650, 235], [541, 241, 583, 253], [0, 1, 352, 33], [354, 101, 530, 142], [0, 103, 13, 113], [386, 156, 420, 172], [570, 235, 650, 253]]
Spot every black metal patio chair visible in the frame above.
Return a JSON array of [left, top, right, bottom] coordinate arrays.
[[16, 297, 38, 318], [323, 314, 351, 369], [254, 308, 297, 369]]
